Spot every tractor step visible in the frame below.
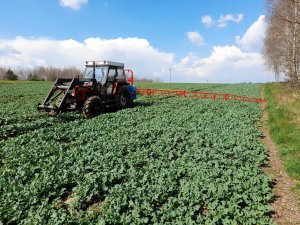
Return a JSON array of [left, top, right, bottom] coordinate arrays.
[[56, 85, 70, 89], [37, 104, 57, 110]]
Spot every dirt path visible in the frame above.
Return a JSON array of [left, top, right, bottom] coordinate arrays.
[[261, 94, 300, 224]]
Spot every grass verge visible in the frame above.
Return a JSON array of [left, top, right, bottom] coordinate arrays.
[[264, 83, 300, 193]]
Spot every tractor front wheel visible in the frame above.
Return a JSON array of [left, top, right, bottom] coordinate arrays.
[[115, 86, 133, 109], [83, 96, 103, 119]]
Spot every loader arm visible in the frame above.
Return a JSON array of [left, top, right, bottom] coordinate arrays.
[[37, 78, 94, 114]]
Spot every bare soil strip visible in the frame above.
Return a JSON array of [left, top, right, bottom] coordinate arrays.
[[261, 100, 300, 224]]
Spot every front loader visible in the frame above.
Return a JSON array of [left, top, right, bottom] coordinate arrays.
[[37, 60, 137, 118]]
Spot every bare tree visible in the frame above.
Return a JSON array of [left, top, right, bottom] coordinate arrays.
[[0, 67, 7, 80], [0, 66, 82, 81], [32, 66, 82, 81], [264, 0, 300, 85], [134, 75, 162, 82], [17, 68, 31, 80]]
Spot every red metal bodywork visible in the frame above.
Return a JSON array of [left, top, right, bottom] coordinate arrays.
[[73, 85, 93, 102], [124, 69, 134, 85], [112, 82, 118, 96]]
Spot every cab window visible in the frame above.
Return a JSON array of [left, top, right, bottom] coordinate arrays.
[[95, 66, 108, 81], [117, 68, 125, 79], [108, 67, 117, 79]]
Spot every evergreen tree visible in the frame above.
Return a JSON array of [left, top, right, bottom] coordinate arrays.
[[27, 73, 40, 81], [4, 69, 18, 80]]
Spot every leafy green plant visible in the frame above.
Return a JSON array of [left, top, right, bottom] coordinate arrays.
[[0, 82, 274, 224]]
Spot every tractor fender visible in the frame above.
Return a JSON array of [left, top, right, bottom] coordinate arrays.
[[114, 85, 133, 109], [127, 85, 137, 100]]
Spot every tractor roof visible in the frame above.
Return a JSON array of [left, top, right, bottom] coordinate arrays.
[[85, 60, 124, 68]]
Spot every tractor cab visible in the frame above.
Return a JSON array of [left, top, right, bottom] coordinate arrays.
[[37, 60, 136, 118], [84, 61, 127, 84], [84, 61, 128, 96]]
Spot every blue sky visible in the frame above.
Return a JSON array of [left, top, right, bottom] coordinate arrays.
[[0, 0, 273, 83]]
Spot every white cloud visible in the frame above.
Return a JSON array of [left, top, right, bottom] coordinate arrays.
[[186, 31, 204, 45], [173, 15, 273, 83], [218, 13, 244, 28], [0, 45, 20, 56], [59, 0, 88, 10], [174, 45, 271, 83], [201, 15, 214, 27], [0, 16, 273, 83], [0, 36, 173, 80], [235, 15, 266, 52]]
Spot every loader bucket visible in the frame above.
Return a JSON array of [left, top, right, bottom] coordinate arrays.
[[37, 78, 77, 114]]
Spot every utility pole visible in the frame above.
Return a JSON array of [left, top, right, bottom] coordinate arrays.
[[169, 67, 172, 83]]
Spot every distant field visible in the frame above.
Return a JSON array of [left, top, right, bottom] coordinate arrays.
[[0, 81, 273, 224]]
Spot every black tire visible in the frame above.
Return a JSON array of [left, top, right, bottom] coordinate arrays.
[[83, 96, 103, 119], [114, 85, 133, 109]]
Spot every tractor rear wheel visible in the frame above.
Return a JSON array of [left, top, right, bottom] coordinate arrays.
[[83, 96, 103, 119], [115, 86, 133, 109]]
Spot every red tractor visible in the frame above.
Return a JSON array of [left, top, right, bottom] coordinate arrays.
[[37, 60, 137, 118]]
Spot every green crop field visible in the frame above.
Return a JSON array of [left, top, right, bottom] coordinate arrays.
[[0, 81, 273, 224]]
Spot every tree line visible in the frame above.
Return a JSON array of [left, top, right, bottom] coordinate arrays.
[[0, 66, 160, 82], [0, 66, 82, 81], [264, 0, 300, 86]]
